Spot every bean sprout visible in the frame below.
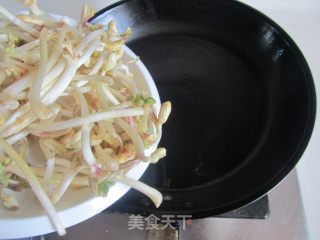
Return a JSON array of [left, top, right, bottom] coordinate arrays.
[[0, 2, 171, 236]]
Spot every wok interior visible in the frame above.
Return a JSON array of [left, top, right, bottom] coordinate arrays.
[[124, 0, 314, 190], [133, 33, 266, 188]]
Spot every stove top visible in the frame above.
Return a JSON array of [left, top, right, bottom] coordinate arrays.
[[18, 170, 303, 240], [216, 195, 269, 219], [102, 193, 270, 240]]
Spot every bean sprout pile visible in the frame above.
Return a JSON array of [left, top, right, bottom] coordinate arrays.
[[0, 0, 171, 236]]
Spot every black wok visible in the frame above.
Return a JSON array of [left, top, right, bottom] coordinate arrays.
[[92, 0, 316, 217]]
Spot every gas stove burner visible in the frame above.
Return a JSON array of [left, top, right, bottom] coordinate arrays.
[[104, 160, 270, 219], [104, 191, 270, 220], [104, 159, 270, 219]]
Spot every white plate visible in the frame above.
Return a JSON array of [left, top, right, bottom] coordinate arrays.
[[0, 45, 161, 239]]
